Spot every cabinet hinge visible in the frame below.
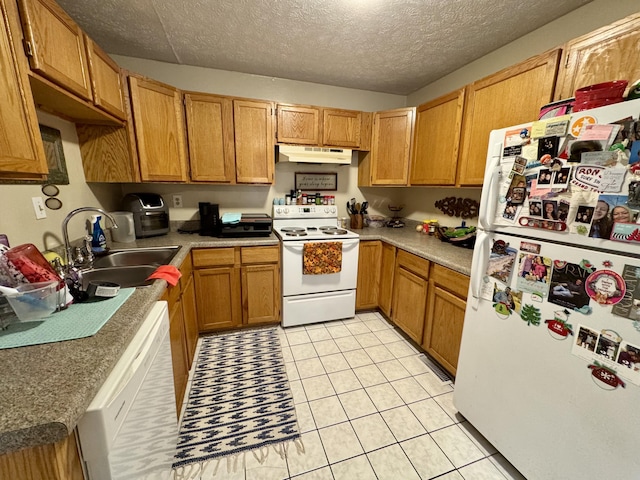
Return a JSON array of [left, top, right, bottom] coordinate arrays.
[[23, 39, 33, 57]]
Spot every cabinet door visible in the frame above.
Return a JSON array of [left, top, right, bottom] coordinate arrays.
[[84, 36, 125, 120], [242, 264, 279, 325], [424, 284, 466, 376], [168, 295, 188, 416], [129, 75, 188, 182], [410, 89, 464, 186], [185, 92, 235, 183], [555, 13, 640, 101], [233, 99, 275, 184], [391, 266, 428, 343], [458, 49, 560, 186], [277, 104, 319, 145], [195, 266, 242, 331], [356, 241, 381, 311], [181, 275, 198, 370], [378, 243, 396, 318], [18, 0, 92, 101], [0, 0, 47, 177], [323, 108, 361, 148], [370, 107, 415, 185]]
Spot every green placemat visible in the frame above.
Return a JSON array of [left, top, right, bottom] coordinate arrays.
[[0, 288, 135, 350]]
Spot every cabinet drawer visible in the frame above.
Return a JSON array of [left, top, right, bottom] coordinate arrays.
[[192, 248, 236, 267], [431, 264, 470, 299], [241, 246, 279, 265], [396, 250, 430, 279]]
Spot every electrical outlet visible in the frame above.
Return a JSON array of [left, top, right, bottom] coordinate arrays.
[[32, 197, 47, 219], [172, 194, 183, 208]]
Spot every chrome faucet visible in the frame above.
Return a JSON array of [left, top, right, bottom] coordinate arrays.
[[62, 207, 118, 269]]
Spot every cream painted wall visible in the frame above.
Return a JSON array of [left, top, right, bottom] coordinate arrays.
[[0, 112, 121, 252], [111, 56, 406, 112], [408, 0, 640, 105]]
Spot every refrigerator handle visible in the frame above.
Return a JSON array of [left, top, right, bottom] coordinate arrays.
[[479, 141, 503, 230], [469, 229, 491, 310]]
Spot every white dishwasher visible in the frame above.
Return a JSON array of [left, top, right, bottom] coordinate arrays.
[[77, 300, 177, 480]]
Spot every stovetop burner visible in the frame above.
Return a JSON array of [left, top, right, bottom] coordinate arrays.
[[281, 227, 306, 233], [285, 231, 308, 237], [322, 228, 348, 235]]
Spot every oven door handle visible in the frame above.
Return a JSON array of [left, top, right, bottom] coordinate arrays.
[[282, 239, 360, 252]]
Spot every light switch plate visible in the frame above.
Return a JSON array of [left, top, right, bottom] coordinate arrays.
[[32, 197, 47, 219]]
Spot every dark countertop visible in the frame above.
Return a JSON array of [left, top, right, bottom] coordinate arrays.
[[0, 228, 473, 455]]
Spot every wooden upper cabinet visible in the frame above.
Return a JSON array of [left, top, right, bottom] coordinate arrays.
[[17, 0, 92, 101], [233, 99, 275, 184], [323, 108, 362, 148], [369, 107, 415, 185], [410, 88, 465, 186], [84, 36, 125, 120], [184, 92, 236, 183], [0, 0, 47, 178], [128, 75, 188, 182], [555, 12, 640, 101], [457, 49, 560, 186], [276, 104, 319, 145]]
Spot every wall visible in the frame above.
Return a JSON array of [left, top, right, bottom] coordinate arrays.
[[0, 112, 120, 252]]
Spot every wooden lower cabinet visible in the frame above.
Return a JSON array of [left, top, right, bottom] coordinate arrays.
[[391, 250, 430, 343], [356, 240, 382, 310], [378, 243, 396, 317], [163, 253, 198, 415], [423, 264, 470, 376], [193, 246, 280, 332], [0, 430, 84, 480]]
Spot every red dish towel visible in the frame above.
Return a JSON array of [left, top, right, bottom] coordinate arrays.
[[147, 265, 182, 286]]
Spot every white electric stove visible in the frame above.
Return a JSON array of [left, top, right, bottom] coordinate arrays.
[[273, 205, 360, 327]]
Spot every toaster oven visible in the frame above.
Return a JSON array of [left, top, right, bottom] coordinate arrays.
[[123, 193, 170, 238]]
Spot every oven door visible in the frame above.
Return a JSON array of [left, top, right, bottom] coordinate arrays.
[[281, 238, 359, 296]]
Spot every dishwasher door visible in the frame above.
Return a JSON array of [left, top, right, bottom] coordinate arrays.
[[77, 301, 177, 480]]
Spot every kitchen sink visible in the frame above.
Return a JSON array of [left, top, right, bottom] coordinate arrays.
[[92, 246, 180, 268], [81, 265, 159, 289]]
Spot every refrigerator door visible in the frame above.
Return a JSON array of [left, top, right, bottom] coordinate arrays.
[[479, 98, 640, 256], [455, 230, 640, 480]]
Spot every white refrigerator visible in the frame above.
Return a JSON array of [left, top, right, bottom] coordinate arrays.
[[454, 99, 640, 480]]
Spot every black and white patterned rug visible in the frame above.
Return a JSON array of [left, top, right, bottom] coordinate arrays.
[[172, 327, 301, 477]]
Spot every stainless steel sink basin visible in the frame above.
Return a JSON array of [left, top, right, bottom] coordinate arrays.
[[81, 265, 159, 289], [92, 246, 180, 268]]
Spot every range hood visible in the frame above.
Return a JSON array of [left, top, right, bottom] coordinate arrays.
[[277, 145, 353, 165]]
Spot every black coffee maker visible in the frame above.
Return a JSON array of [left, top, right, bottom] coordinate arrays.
[[199, 202, 221, 237]]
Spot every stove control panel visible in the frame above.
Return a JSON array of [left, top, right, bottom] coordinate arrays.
[[273, 205, 338, 219]]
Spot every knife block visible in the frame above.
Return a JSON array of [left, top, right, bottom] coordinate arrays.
[[349, 214, 363, 229]]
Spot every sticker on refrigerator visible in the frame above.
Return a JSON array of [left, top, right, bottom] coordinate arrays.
[[492, 285, 517, 318], [612, 265, 640, 320], [587, 362, 626, 390], [585, 270, 626, 305], [486, 241, 517, 283], [520, 303, 541, 326], [548, 261, 591, 313], [503, 128, 531, 157], [544, 309, 574, 339]]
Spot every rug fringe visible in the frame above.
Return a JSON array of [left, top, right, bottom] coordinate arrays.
[[172, 437, 306, 478]]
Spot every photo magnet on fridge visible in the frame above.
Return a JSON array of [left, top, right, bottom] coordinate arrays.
[[517, 253, 552, 296], [612, 265, 640, 320], [486, 241, 517, 284], [548, 261, 591, 312]]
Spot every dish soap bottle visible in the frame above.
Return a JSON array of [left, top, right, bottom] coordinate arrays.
[[90, 215, 107, 253]]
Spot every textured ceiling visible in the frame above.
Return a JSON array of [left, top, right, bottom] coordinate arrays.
[[57, 0, 592, 95]]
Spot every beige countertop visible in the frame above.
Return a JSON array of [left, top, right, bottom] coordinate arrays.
[[0, 227, 473, 455]]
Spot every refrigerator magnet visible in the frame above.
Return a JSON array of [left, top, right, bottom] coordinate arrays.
[[544, 309, 574, 340], [585, 270, 626, 305]]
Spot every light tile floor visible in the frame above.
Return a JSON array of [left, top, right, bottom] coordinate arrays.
[[181, 312, 526, 480]]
